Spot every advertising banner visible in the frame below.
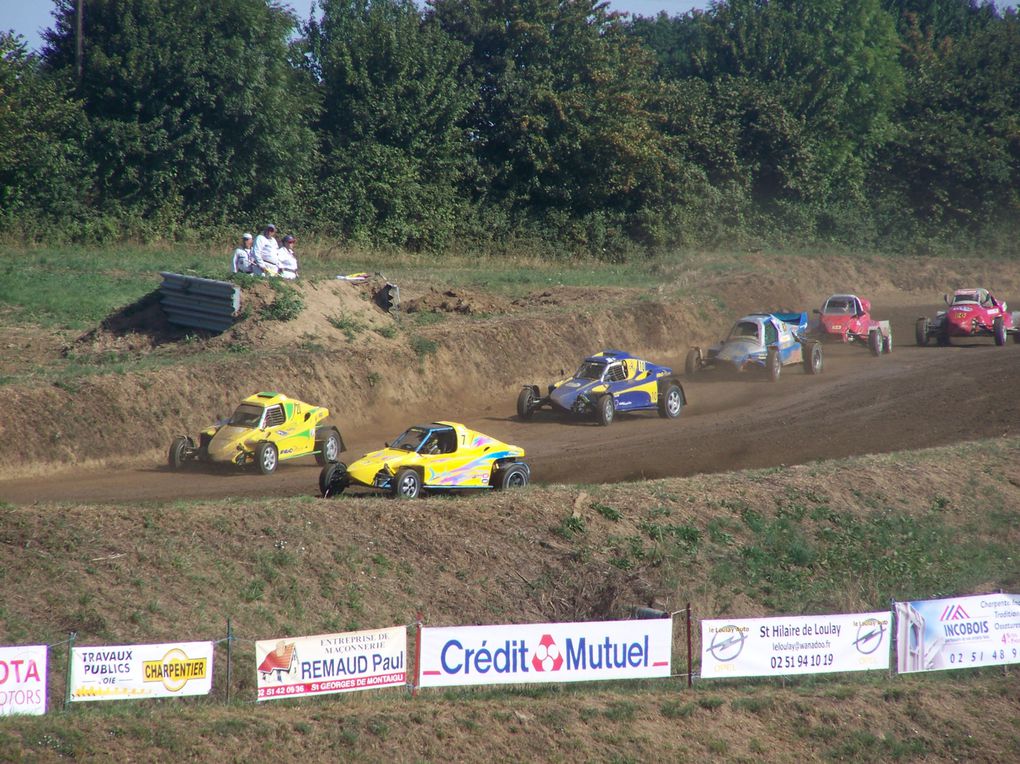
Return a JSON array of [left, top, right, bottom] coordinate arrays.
[[69, 641, 213, 701], [418, 619, 672, 688], [0, 645, 47, 716], [700, 611, 891, 679], [894, 592, 1020, 673], [256, 626, 406, 701]]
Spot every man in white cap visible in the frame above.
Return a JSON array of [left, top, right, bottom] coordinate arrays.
[[252, 223, 280, 276], [232, 232, 254, 273]]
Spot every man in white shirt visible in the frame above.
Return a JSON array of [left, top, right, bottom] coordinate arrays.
[[252, 224, 280, 276], [277, 235, 299, 280], [232, 232, 254, 273]]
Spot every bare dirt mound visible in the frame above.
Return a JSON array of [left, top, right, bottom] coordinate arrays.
[[69, 277, 397, 358], [403, 286, 516, 315]]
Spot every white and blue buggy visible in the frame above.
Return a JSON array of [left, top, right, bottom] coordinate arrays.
[[685, 312, 823, 382]]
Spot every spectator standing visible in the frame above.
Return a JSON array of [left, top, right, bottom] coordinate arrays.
[[253, 224, 280, 276], [232, 232, 254, 273], [278, 234, 299, 280]]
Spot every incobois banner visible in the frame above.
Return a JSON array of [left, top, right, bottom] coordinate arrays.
[[894, 592, 1020, 673]]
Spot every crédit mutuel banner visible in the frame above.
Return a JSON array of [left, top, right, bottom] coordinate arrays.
[[0, 645, 47, 716], [894, 592, 1020, 674], [256, 626, 406, 701], [417, 619, 672, 688], [701, 612, 891, 679], [69, 641, 213, 701]]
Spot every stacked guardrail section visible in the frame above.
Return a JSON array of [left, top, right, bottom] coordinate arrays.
[[158, 272, 240, 333]]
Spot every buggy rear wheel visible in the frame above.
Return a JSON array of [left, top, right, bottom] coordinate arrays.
[[882, 331, 893, 354], [315, 429, 342, 465], [766, 348, 781, 382], [658, 384, 684, 418], [994, 316, 1006, 346], [803, 343, 822, 375], [869, 329, 882, 356], [915, 318, 930, 346], [517, 387, 537, 420], [497, 463, 529, 490], [684, 348, 701, 377]]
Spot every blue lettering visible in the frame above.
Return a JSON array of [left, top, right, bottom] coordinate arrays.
[[565, 638, 586, 670], [440, 640, 464, 674], [474, 642, 492, 674]]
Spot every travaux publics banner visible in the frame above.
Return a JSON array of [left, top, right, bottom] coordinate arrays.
[[69, 641, 213, 701]]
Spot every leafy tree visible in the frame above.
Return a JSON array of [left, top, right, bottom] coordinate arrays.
[[301, 0, 474, 248], [42, 0, 316, 233], [881, 0, 1000, 41], [666, 0, 904, 231], [0, 32, 90, 236], [430, 0, 687, 252], [870, 6, 1020, 240]]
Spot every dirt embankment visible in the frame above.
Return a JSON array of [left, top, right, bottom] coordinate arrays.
[[3, 252, 1020, 478]]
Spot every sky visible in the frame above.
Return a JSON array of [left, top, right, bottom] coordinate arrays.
[[3, 1, 708, 54]]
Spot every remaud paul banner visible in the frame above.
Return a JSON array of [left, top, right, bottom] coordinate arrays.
[[700, 611, 891, 679], [418, 619, 672, 688], [256, 626, 406, 701], [0, 645, 47, 716], [69, 641, 213, 701], [895, 592, 1020, 673]]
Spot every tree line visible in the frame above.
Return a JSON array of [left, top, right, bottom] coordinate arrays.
[[1, 0, 1017, 256]]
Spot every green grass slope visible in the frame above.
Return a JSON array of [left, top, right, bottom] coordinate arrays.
[[1, 440, 1018, 761]]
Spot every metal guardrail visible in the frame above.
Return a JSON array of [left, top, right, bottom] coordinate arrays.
[[159, 272, 240, 333]]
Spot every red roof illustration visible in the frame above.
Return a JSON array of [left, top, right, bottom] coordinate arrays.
[[258, 642, 296, 674]]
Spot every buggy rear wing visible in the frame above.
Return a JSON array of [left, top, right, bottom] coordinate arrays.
[[770, 311, 810, 334]]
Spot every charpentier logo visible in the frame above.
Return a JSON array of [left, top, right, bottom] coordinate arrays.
[[707, 625, 746, 662], [143, 648, 208, 692], [853, 619, 886, 655], [530, 634, 563, 672], [941, 604, 970, 621]]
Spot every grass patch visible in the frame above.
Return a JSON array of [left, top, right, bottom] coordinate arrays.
[[328, 313, 365, 340], [260, 280, 304, 321], [593, 502, 622, 522], [410, 335, 438, 361], [412, 311, 445, 326], [659, 700, 695, 719], [554, 515, 587, 540]]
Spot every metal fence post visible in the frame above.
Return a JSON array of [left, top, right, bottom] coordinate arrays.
[[226, 618, 233, 705], [686, 603, 693, 688], [412, 612, 423, 698], [63, 631, 76, 710]]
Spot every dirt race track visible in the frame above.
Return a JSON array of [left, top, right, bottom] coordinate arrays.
[[4, 299, 1020, 506]]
